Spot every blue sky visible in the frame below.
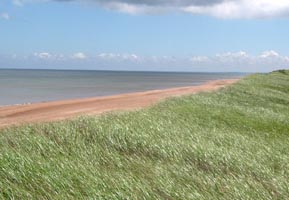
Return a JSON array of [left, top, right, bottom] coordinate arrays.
[[1, 0, 289, 72]]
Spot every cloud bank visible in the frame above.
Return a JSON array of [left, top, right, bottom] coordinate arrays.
[[2, 50, 288, 72], [72, 52, 87, 59], [14, 0, 289, 19]]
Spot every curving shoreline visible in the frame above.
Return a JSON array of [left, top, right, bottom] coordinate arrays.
[[0, 79, 239, 128]]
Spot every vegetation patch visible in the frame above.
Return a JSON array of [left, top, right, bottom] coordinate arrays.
[[1, 71, 289, 199]]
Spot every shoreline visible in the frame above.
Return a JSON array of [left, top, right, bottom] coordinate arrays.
[[0, 79, 239, 128]]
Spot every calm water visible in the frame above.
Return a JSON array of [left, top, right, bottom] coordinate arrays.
[[0, 69, 245, 106]]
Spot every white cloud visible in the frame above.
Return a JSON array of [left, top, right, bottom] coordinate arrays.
[[122, 54, 139, 61], [97, 53, 140, 61], [260, 50, 279, 58], [190, 56, 209, 62], [180, 50, 288, 71], [33, 52, 66, 60], [98, 53, 115, 59], [214, 51, 251, 65], [183, 0, 289, 19], [0, 13, 10, 20], [13, 0, 289, 19], [72, 52, 87, 59], [216, 51, 249, 58], [34, 52, 52, 59], [113, 0, 289, 18]]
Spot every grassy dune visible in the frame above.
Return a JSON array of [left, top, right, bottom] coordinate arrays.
[[0, 70, 289, 199]]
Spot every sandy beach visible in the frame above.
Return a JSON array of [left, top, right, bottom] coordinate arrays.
[[0, 79, 238, 128]]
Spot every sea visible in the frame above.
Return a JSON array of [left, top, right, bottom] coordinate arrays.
[[0, 69, 245, 106]]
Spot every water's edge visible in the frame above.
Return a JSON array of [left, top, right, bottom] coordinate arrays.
[[0, 69, 245, 106]]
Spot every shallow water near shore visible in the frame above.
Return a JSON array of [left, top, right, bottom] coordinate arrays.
[[0, 69, 244, 106]]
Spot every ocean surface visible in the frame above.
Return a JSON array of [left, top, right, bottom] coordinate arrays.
[[0, 69, 245, 106]]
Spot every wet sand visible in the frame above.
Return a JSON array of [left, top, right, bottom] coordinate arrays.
[[0, 79, 239, 128]]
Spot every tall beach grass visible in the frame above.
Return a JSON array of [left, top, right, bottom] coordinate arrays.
[[0, 70, 289, 199]]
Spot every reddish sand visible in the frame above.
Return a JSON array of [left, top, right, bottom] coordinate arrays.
[[0, 79, 239, 128]]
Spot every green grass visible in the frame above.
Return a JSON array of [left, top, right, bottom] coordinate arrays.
[[1, 70, 289, 199]]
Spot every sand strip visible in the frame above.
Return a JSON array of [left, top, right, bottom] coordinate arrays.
[[0, 79, 239, 128]]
